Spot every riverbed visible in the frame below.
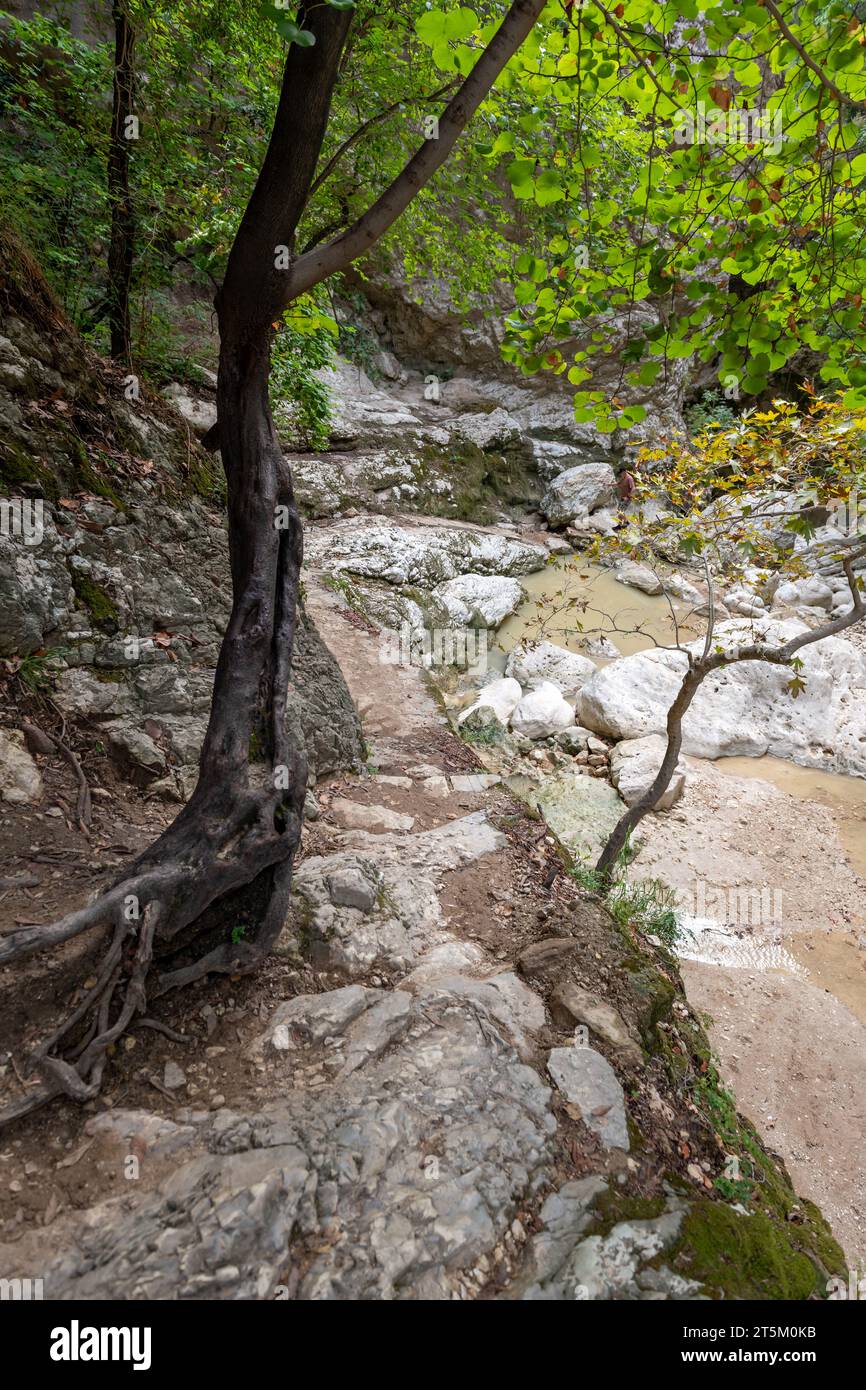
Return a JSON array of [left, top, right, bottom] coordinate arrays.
[[497, 562, 866, 1265], [495, 557, 699, 660]]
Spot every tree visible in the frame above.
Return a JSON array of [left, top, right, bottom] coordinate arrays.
[[107, 0, 136, 361], [0, 0, 548, 1126], [594, 559, 866, 878], [555, 398, 866, 879]]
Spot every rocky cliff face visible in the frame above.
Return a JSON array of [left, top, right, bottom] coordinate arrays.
[[0, 230, 363, 790], [344, 264, 690, 452]]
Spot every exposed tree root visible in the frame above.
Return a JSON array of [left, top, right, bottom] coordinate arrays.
[[0, 754, 306, 1131]]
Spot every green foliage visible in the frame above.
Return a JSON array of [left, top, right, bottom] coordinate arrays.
[[0, 2, 278, 352], [684, 389, 738, 438], [0, 12, 112, 319], [675, 1200, 826, 1300], [412, 0, 866, 423], [14, 650, 56, 692], [5, 0, 866, 466], [70, 571, 119, 633], [270, 306, 337, 450], [571, 852, 683, 948]]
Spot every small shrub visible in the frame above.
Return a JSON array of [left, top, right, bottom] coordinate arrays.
[[570, 855, 683, 948], [271, 317, 336, 450], [684, 388, 737, 437]]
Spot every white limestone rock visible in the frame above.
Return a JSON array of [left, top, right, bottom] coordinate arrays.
[[609, 734, 686, 810], [505, 640, 597, 700], [510, 681, 576, 739], [773, 576, 834, 611], [451, 407, 523, 451], [663, 572, 703, 605], [578, 617, 866, 775], [432, 573, 525, 629], [161, 383, 217, 437], [613, 560, 663, 595], [541, 461, 617, 525], [306, 519, 547, 587], [724, 586, 766, 617], [0, 728, 43, 804], [547, 1046, 630, 1151], [458, 676, 522, 727]]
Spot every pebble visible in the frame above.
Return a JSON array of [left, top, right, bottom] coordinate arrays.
[[163, 1061, 187, 1091]]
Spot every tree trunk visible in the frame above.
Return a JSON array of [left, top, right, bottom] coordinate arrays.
[[594, 663, 703, 881], [107, 0, 135, 362]]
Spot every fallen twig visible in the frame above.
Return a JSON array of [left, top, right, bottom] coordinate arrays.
[[22, 719, 92, 831]]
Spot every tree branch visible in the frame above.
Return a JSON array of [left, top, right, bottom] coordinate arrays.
[[762, 0, 845, 105], [283, 0, 549, 304], [305, 81, 459, 203]]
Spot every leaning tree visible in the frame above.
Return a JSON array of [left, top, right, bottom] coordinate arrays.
[[591, 399, 866, 878], [0, 0, 549, 1125]]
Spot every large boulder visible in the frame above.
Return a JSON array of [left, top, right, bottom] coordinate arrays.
[[458, 676, 522, 728], [773, 576, 834, 612], [533, 769, 625, 861], [305, 519, 547, 587], [161, 383, 217, 437], [505, 640, 597, 701], [432, 574, 525, 629], [510, 681, 576, 739], [451, 407, 523, 451], [609, 734, 686, 810], [723, 585, 766, 617], [313, 357, 424, 448], [541, 461, 617, 526], [289, 607, 365, 779], [613, 560, 662, 596], [578, 618, 866, 776], [663, 572, 703, 605]]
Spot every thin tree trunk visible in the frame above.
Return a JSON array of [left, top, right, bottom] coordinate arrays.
[[594, 562, 866, 882], [107, 0, 135, 362], [595, 663, 703, 880]]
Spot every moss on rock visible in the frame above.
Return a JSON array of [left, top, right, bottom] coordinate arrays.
[[672, 1199, 832, 1300], [71, 571, 119, 633]]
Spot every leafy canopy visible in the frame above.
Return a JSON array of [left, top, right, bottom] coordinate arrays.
[[412, 0, 866, 425]]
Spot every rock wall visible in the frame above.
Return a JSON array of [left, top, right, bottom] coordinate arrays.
[[344, 265, 689, 455], [0, 230, 362, 788]]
